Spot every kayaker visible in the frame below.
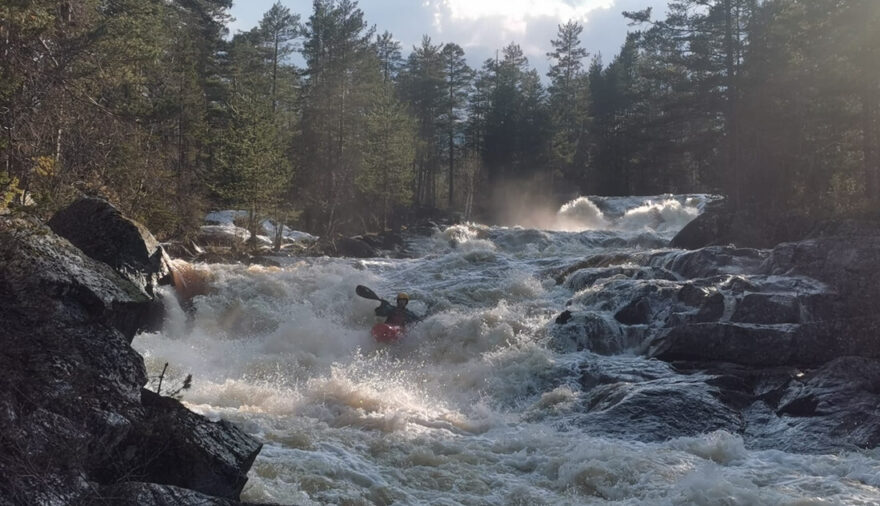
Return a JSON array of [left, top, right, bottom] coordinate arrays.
[[375, 292, 420, 327]]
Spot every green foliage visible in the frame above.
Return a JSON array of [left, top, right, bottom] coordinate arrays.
[[298, 0, 379, 234], [482, 44, 551, 187], [210, 92, 289, 236], [2, 0, 876, 238], [357, 85, 417, 227], [0, 171, 22, 212], [547, 21, 591, 188], [399, 36, 446, 207]]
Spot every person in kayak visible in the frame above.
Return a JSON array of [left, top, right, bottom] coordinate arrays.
[[375, 292, 420, 327]]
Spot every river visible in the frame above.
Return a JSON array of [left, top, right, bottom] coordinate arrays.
[[133, 195, 880, 505]]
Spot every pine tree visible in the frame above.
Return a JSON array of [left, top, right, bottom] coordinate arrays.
[[483, 44, 550, 187], [357, 84, 416, 228], [256, 2, 300, 113], [399, 36, 445, 207], [547, 21, 591, 190], [439, 43, 473, 209], [375, 31, 403, 83], [299, 0, 379, 234]]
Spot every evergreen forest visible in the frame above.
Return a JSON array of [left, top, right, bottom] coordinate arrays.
[[2, 0, 878, 239]]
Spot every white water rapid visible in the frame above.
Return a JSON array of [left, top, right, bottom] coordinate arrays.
[[134, 195, 880, 505]]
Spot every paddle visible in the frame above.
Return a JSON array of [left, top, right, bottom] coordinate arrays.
[[356, 285, 385, 303]]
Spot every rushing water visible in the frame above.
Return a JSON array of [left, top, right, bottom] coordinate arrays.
[[133, 195, 880, 505]]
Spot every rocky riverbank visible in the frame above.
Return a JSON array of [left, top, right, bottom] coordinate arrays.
[[551, 201, 880, 452], [0, 198, 263, 505]]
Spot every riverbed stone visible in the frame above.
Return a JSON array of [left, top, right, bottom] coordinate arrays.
[[0, 215, 262, 504], [48, 196, 173, 299]]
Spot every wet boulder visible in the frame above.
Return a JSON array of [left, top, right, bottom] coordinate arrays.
[[677, 282, 711, 307], [564, 265, 677, 292], [744, 357, 880, 452], [731, 294, 799, 325], [105, 390, 262, 500], [648, 323, 829, 367], [0, 217, 156, 343], [650, 246, 767, 280], [693, 292, 726, 322], [670, 199, 816, 249], [360, 231, 405, 252], [576, 375, 743, 441], [48, 197, 173, 298], [329, 236, 378, 258], [0, 216, 262, 504], [761, 227, 880, 317], [614, 297, 653, 325], [550, 312, 630, 354], [0, 217, 149, 501], [548, 253, 649, 285], [573, 357, 743, 440]]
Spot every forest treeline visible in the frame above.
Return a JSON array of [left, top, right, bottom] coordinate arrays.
[[2, 0, 878, 240]]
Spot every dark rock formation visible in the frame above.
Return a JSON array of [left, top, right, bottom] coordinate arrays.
[[572, 359, 743, 441], [103, 390, 261, 499], [359, 231, 405, 252], [650, 246, 767, 280], [48, 197, 173, 298], [670, 198, 817, 250], [672, 358, 880, 453], [579, 378, 744, 441], [760, 222, 880, 316], [0, 216, 262, 504], [614, 297, 652, 325], [332, 236, 377, 258], [552, 218, 880, 451], [551, 312, 635, 354], [649, 323, 816, 367]]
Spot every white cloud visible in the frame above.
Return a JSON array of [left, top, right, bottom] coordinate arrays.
[[430, 0, 616, 35]]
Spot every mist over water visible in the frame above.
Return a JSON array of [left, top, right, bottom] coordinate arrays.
[[134, 195, 879, 505]]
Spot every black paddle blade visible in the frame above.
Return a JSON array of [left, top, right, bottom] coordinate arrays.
[[356, 285, 381, 301]]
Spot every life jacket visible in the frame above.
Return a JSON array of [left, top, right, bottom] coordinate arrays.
[[385, 308, 408, 326]]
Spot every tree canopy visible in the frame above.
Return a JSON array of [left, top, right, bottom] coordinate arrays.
[[2, 0, 876, 238]]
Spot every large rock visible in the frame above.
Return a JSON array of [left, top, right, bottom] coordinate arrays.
[[104, 390, 262, 500], [48, 197, 173, 299], [649, 246, 767, 280], [747, 356, 880, 452], [0, 217, 151, 502], [670, 198, 816, 250], [550, 312, 627, 354], [0, 216, 156, 342], [687, 358, 880, 453], [648, 323, 821, 367], [761, 227, 880, 316], [330, 236, 378, 258], [573, 359, 743, 441], [0, 216, 262, 504]]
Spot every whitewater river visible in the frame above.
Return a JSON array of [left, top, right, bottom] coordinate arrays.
[[134, 196, 880, 505]]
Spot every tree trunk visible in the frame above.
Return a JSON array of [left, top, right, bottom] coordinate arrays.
[[272, 36, 279, 113], [864, 87, 879, 206], [724, 0, 741, 209], [448, 127, 454, 209]]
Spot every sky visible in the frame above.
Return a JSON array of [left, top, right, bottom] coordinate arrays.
[[228, 0, 669, 75]]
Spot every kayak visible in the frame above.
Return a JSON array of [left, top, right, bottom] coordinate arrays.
[[371, 323, 403, 343]]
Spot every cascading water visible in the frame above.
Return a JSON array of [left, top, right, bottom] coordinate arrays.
[[133, 195, 880, 505]]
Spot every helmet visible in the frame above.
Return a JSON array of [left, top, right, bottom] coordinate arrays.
[[396, 292, 410, 301]]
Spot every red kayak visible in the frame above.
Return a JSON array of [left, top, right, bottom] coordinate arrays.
[[371, 323, 404, 343]]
